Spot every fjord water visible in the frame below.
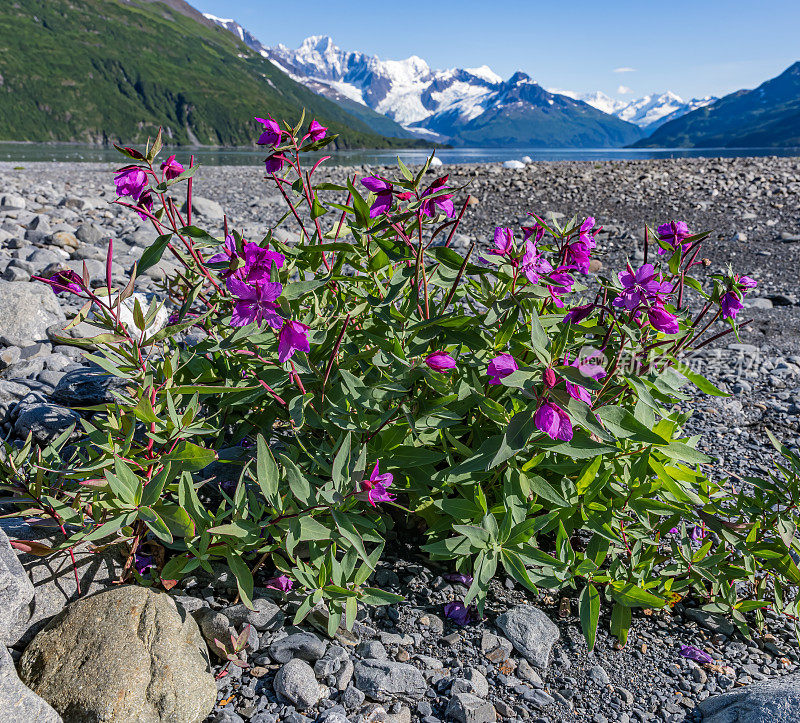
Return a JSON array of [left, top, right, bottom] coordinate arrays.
[[0, 142, 798, 166]]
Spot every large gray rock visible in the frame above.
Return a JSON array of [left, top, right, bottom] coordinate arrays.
[[698, 672, 800, 722], [0, 645, 61, 722], [274, 659, 325, 710], [0, 518, 125, 645], [51, 367, 128, 407], [0, 526, 34, 645], [182, 196, 225, 221], [353, 659, 427, 702], [13, 400, 81, 444], [0, 281, 65, 346], [222, 597, 284, 632], [446, 693, 496, 723], [269, 631, 327, 663], [495, 605, 559, 670], [19, 586, 216, 723]]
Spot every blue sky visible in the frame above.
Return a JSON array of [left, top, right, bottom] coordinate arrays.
[[197, 0, 800, 100]]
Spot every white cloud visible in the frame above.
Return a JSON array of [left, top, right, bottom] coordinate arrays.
[[614, 67, 636, 73], [617, 85, 634, 94]]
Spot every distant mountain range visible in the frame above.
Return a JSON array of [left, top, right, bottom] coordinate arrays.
[[0, 0, 422, 148], [553, 91, 716, 131], [632, 62, 800, 148]]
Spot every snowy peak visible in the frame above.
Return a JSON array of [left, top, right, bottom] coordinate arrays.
[[202, 12, 266, 53]]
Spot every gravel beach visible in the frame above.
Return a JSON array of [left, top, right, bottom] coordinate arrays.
[[1, 155, 800, 723]]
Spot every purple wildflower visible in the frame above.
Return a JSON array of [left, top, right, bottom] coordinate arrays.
[[520, 239, 553, 284], [134, 552, 155, 575], [648, 305, 680, 334], [563, 303, 594, 324], [420, 175, 455, 218], [256, 117, 282, 146], [614, 263, 672, 312], [425, 351, 456, 373], [41, 269, 83, 295], [488, 227, 514, 257], [226, 277, 284, 329], [679, 645, 714, 665], [135, 189, 154, 221], [264, 575, 293, 592], [160, 155, 184, 181], [265, 154, 285, 174], [114, 167, 148, 200], [361, 176, 394, 218], [487, 354, 518, 385], [360, 460, 396, 507], [278, 320, 310, 363], [443, 601, 475, 626], [308, 119, 327, 141], [444, 573, 473, 586], [546, 266, 575, 308], [657, 221, 691, 255], [534, 401, 573, 441]]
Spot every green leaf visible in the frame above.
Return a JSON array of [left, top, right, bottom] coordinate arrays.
[[140, 464, 172, 508], [139, 506, 173, 543], [137, 234, 172, 277], [226, 551, 254, 609], [256, 435, 280, 505], [578, 584, 601, 651], [162, 441, 216, 472], [489, 409, 536, 468], [609, 581, 666, 608], [332, 434, 352, 493], [610, 602, 632, 646], [672, 361, 730, 397]]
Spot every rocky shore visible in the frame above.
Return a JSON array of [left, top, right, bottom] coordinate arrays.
[[1, 156, 800, 723]]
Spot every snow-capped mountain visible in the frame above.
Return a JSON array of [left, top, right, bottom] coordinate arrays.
[[202, 13, 267, 54], [262, 36, 641, 147], [552, 89, 716, 130]]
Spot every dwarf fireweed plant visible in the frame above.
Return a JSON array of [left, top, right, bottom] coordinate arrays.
[[3, 115, 800, 648]]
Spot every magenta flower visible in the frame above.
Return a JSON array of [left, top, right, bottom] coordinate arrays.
[[563, 217, 597, 273], [160, 155, 184, 181], [487, 354, 518, 385], [443, 601, 475, 626], [425, 351, 456, 373], [489, 227, 514, 257], [648, 306, 679, 334], [308, 119, 327, 141], [534, 401, 573, 441], [360, 460, 396, 507], [114, 167, 148, 200], [720, 292, 744, 320], [738, 275, 757, 290], [520, 239, 553, 284], [278, 319, 310, 363], [241, 242, 285, 283], [41, 269, 83, 295], [544, 367, 557, 389], [614, 263, 672, 312], [135, 189, 154, 221], [657, 221, 691, 255], [361, 176, 394, 218], [522, 224, 545, 244], [264, 575, 293, 592], [444, 573, 473, 585], [226, 277, 284, 329], [679, 645, 714, 665], [563, 303, 594, 325], [420, 175, 455, 218], [546, 267, 575, 308], [256, 117, 282, 146], [265, 154, 285, 173]]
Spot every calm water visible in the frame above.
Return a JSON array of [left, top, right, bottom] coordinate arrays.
[[0, 142, 798, 167]]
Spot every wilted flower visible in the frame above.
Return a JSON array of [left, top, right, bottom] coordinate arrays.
[[720, 274, 758, 320], [114, 166, 148, 200], [135, 189, 154, 221], [308, 119, 327, 141], [278, 320, 310, 363], [444, 572, 473, 585], [360, 460, 396, 507], [679, 645, 714, 665], [256, 117, 282, 146], [520, 239, 553, 284], [264, 575, 293, 592], [657, 221, 691, 255], [443, 601, 475, 626], [522, 224, 545, 244], [534, 401, 573, 441], [563, 303, 594, 325], [488, 227, 514, 257], [160, 155, 184, 180], [41, 269, 83, 295], [265, 154, 285, 174], [544, 367, 557, 389], [420, 175, 455, 218], [226, 277, 284, 329], [361, 176, 394, 218], [487, 354, 518, 385], [134, 552, 155, 575], [425, 351, 456, 373]]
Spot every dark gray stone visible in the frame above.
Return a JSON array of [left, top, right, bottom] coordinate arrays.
[[495, 606, 559, 670], [13, 400, 81, 444], [269, 631, 327, 663], [0, 526, 34, 645], [222, 597, 284, 632], [51, 367, 128, 407], [445, 693, 496, 723]]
